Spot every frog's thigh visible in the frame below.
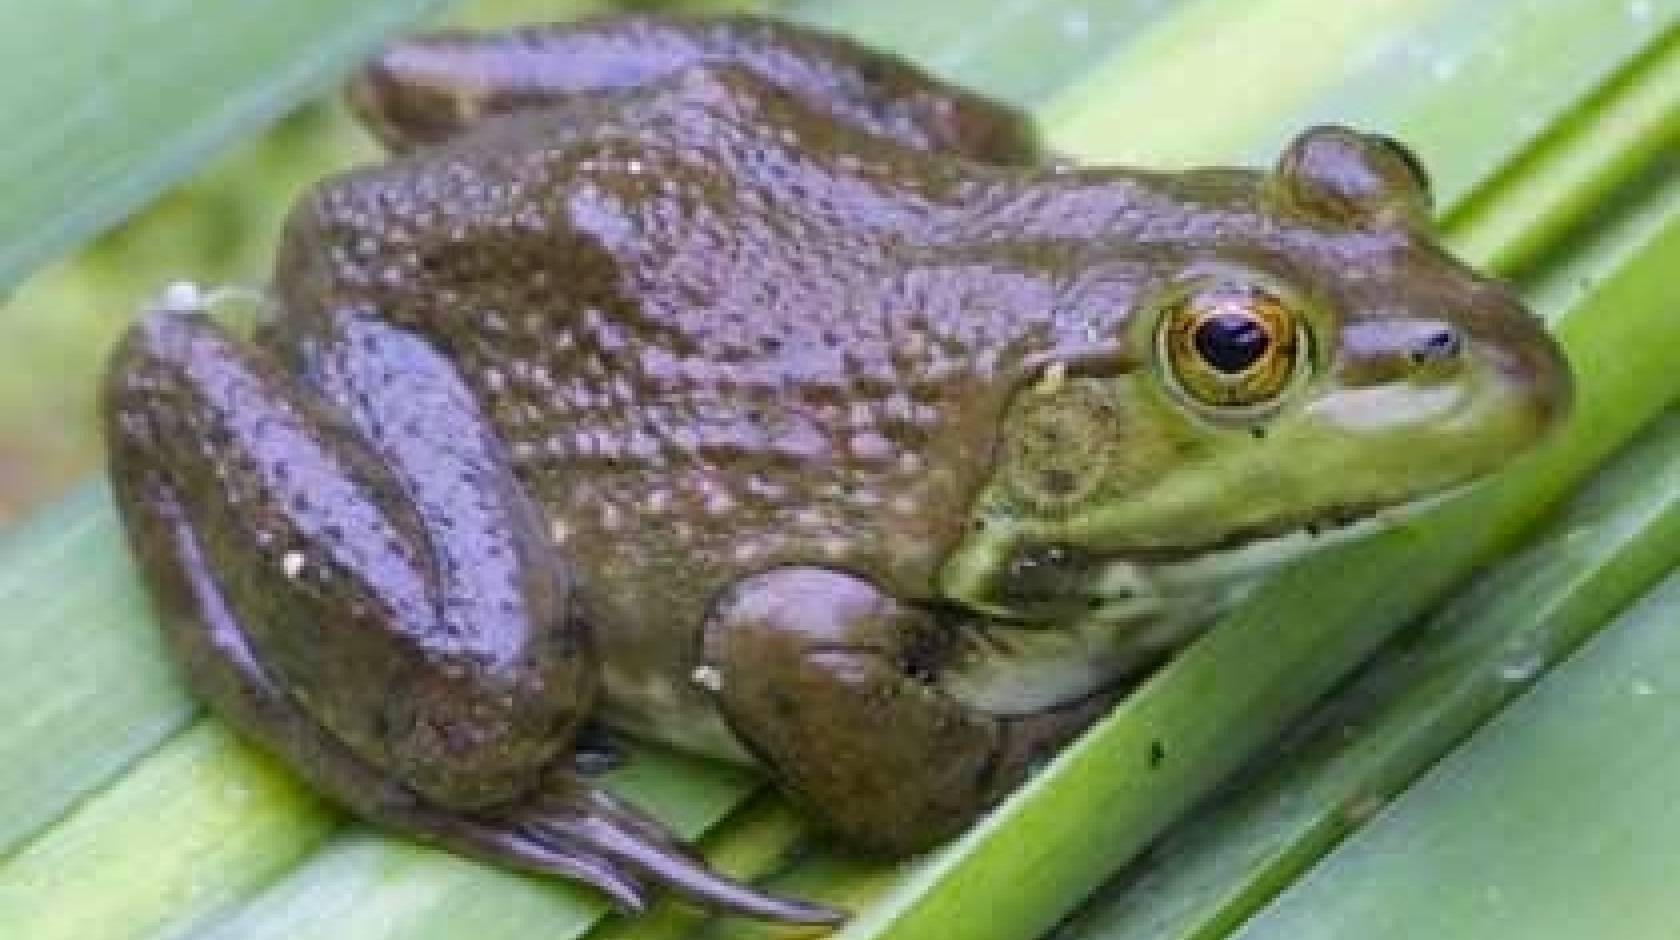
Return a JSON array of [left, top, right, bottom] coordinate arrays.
[[348, 16, 1038, 163], [703, 566, 1102, 854], [102, 423, 644, 905], [106, 312, 839, 925], [109, 310, 591, 805]]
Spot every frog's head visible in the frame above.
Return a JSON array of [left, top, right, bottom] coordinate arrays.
[[941, 126, 1571, 631]]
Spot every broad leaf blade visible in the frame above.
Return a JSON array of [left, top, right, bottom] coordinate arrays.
[[0, 484, 194, 857], [1060, 326, 1680, 940], [1233, 545, 1680, 939], [0, 3, 1674, 940], [0, 0, 453, 294]]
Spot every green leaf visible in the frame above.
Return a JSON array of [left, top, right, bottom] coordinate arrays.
[[1231, 485, 1680, 939], [1, 2, 1676, 940], [185, 748, 761, 940], [793, 0, 1167, 106], [1040, 0, 1462, 167], [0, 0, 454, 295], [0, 483, 194, 857], [0, 723, 332, 940], [1450, 24, 1680, 276]]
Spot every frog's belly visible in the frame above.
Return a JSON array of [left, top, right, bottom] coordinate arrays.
[[597, 662, 757, 764]]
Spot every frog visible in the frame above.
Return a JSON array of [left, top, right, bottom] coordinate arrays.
[[102, 13, 1571, 926]]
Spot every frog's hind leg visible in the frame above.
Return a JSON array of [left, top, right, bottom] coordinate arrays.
[[103, 309, 840, 926], [702, 567, 1115, 854], [348, 14, 1039, 164]]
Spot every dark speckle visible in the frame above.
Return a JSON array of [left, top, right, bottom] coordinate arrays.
[[1148, 739, 1166, 768], [1041, 468, 1077, 496], [571, 725, 624, 776]]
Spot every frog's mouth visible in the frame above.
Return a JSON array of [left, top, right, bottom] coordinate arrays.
[[936, 486, 1463, 715]]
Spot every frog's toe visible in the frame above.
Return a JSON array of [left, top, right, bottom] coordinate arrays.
[[475, 786, 845, 925], [443, 811, 655, 914]]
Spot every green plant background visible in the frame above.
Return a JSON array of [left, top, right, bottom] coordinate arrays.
[[0, 1, 1676, 939], [0, 0, 741, 523]]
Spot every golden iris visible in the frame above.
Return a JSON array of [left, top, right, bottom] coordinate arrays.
[[1157, 283, 1305, 414]]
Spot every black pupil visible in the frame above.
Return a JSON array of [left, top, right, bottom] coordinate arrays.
[[1193, 313, 1270, 374]]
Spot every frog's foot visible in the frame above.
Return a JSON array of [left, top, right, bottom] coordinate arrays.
[[346, 14, 1038, 164], [701, 567, 1116, 855], [104, 310, 839, 926], [438, 785, 843, 923]]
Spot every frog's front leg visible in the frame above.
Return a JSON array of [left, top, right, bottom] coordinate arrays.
[[103, 310, 839, 926], [347, 15, 1038, 164], [702, 567, 1113, 854]]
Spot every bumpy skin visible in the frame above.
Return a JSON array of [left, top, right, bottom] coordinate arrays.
[[102, 14, 1570, 925]]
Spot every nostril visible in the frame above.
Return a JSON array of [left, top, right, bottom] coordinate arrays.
[[1409, 325, 1463, 367]]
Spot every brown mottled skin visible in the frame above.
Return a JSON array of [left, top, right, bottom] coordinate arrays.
[[102, 15, 1569, 926]]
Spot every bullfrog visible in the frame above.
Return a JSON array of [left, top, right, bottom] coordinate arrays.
[[102, 14, 1570, 926]]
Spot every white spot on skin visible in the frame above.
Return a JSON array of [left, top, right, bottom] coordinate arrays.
[[792, 508, 827, 531], [155, 281, 208, 313], [690, 664, 723, 693], [1034, 361, 1068, 396], [598, 502, 623, 531], [282, 551, 306, 579], [849, 431, 893, 461], [704, 489, 736, 516]]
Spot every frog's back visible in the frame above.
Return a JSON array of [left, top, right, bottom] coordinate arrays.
[[271, 66, 1057, 752]]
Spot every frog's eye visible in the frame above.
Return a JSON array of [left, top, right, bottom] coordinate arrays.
[[1156, 283, 1309, 420], [1276, 125, 1433, 227]]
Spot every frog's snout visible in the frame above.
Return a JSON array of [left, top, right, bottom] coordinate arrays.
[[1463, 284, 1573, 446], [1492, 315, 1573, 443]]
